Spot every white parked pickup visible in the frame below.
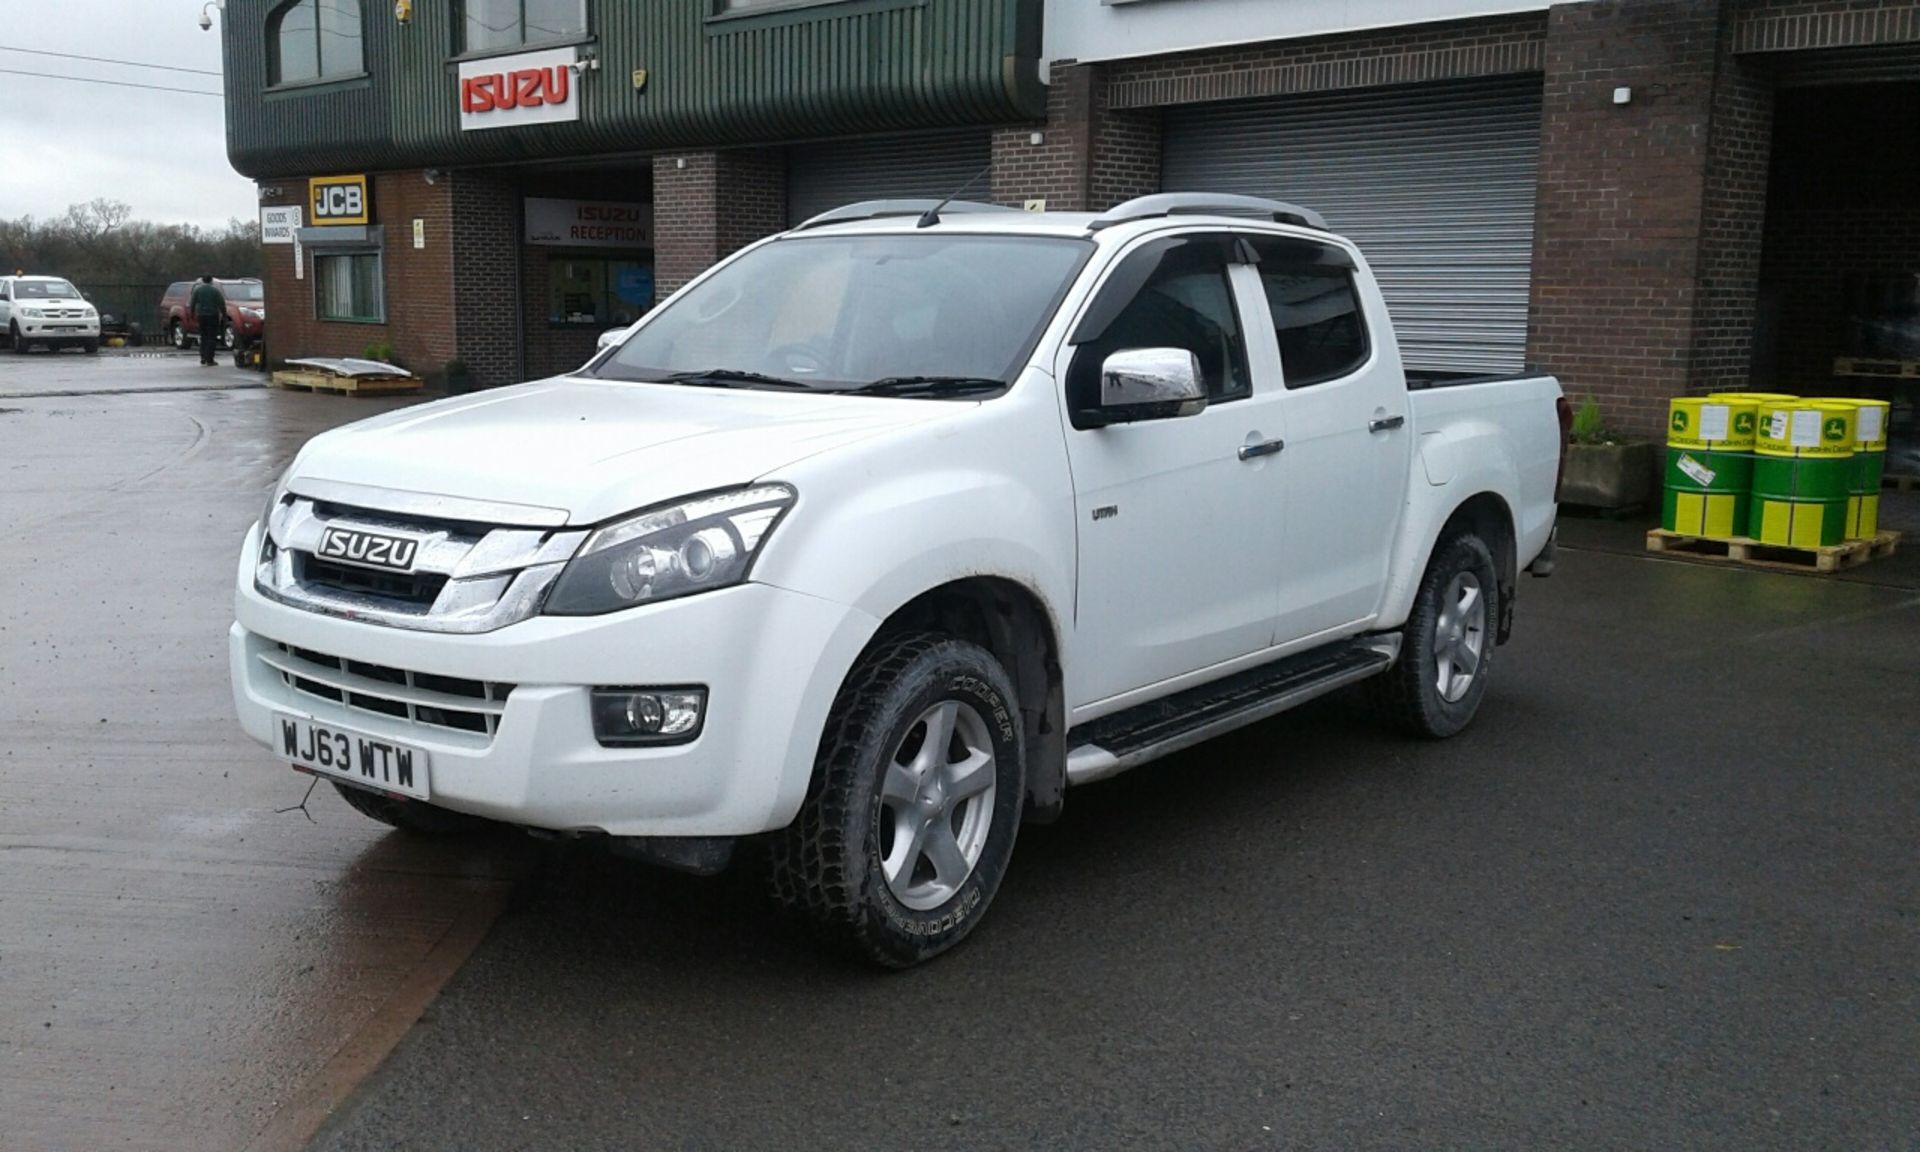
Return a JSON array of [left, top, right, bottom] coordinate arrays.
[[232, 195, 1566, 965]]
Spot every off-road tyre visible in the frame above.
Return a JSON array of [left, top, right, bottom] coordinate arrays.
[[171, 320, 189, 350], [9, 324, 26, 354], [331, 781, 478, 835], [82, 339, 99, 355], [1367, 530, 1500, 739], [766, 632, 1025, 968]]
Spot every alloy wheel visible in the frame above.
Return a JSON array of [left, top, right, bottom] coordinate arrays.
[[877, 699, 997, 911], [1433, 571, 1486, 704]]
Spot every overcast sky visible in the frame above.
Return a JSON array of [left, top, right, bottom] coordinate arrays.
[[2, 0, 255, 229]]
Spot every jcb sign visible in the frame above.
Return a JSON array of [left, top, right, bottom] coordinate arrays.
[[309, 175, 370, 226]]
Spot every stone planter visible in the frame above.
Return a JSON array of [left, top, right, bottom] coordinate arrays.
[[1560, 441, 1658, 511]]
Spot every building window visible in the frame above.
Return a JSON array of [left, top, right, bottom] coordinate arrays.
[[548, 257, 653, 327], [458, 0, 587, 54], [315, 252, 384, 322], [268, 0, 364, 86]]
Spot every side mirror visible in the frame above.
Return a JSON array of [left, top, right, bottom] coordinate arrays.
[[596, 326, 631, 351], [1097, 347, 1206, 424]]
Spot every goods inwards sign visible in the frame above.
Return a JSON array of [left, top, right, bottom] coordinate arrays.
[[524, 198, 653, 248], [459, 46, 580, 131]]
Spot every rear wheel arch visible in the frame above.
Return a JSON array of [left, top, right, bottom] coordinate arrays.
[[1433, 492, 1517, 645]]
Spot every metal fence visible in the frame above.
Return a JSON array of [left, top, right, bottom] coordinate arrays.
[[75, 283, 171, 343]]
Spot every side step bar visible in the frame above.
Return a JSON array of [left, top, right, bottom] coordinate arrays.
[[1064, 635, 1400, 786]]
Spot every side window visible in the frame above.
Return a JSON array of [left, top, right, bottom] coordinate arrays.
[[1248, 236, 1369, 388], [1066, 235, 1250, 421]]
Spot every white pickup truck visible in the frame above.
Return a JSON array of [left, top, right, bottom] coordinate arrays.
[[232, 195, 1565, 965]]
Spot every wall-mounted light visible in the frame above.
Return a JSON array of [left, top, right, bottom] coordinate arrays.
[[197, 0, 224, 31], [258, 185, 284, 200], [1613, 86, 1633, 106], [394, 0, 413, 24], [1029, 131, 1044, 146]]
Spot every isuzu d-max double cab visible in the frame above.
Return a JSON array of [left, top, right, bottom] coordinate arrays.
[[232, 195, 1565, 966]]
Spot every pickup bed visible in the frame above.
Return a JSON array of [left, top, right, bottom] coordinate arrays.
[[231, 194, 1564, 966]]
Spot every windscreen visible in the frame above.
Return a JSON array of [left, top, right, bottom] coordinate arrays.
[[15, 280, 80, 299], [591, 233, 1091, 391], [222, 282, 265, 302]]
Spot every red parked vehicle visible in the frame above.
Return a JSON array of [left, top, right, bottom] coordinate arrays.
[[159, 278, 265, 351]]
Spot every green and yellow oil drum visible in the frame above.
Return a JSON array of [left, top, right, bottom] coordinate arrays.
[[1827, 398, 1890, 539], [1749, 399, 1857, 548], [1707, 392, 1798, 405], [1662, 396, 1757, 539]]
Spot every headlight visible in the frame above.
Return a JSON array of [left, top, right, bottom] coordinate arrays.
[[543, 485, 795, 615], [82, 307, 97, 317], [241, 307, 263, 319], [21, 307, 43, 318]]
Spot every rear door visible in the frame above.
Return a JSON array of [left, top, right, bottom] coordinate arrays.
[[1055, 232, 1290, 709], [1240, 232, 1411, 642]]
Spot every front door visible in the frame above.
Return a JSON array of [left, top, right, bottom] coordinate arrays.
[[1057, 233, 1289, 710], [1241, 233, 1411, 642]]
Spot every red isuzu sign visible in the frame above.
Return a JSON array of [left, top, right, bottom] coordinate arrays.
[[457, 47, 580, 131]]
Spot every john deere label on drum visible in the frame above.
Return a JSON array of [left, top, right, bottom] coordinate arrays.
[[1676, 453, 1716, 486]]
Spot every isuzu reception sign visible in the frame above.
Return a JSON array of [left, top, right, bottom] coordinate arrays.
[[459, 47, 580, 131], [524, 198, 653, 248]]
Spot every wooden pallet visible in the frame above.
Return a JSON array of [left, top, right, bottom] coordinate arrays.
[[1832, 356, 1920, 380], [269, 368, 421, 396], [1885, 473, 1920, 493], [1645, 528, 1901, 574]]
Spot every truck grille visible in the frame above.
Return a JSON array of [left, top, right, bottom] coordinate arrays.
[[255, 494, 587, 634], [298, 554, 450, 607], [261, 642, 512, 738]]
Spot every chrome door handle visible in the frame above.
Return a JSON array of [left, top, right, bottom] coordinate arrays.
[[1369, 415, 1406, 433], [1237, 439, 1284, 461]]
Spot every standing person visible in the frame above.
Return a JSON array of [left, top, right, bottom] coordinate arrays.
[[189, 275, 227, 366]]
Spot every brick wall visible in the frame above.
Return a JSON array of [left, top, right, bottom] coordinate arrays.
[[451, 172, 520, 388], [1734, 0, 1920, 51], [991, 63, 1093, 210], [1099, 11, 1548, 109], [258, 170, 456, 375], [1528, 0, 1732, 435], [1690, 51, 1775, 396], [654, 149, 785, 298]]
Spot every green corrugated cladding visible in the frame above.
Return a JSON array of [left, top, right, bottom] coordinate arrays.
[[224, 0, 1042, 178]]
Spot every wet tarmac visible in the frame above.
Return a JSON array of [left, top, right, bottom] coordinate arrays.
[[0, 364, 528, 1151], [4, 349, 1918, 1150]]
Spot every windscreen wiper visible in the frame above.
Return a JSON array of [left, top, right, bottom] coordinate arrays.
[[843, 376, 1009, 398], [659, 368, 816, 391]]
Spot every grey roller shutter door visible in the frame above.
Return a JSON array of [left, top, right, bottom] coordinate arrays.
[[786, 130, 993, 226], [1162, 76, 1543, 375]]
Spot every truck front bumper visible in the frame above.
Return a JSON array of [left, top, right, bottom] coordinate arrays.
[[230, 525, 878, 837], [16, 319, 99, 344]]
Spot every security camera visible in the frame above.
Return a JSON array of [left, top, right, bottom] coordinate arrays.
[[198, 11, 211, 29]]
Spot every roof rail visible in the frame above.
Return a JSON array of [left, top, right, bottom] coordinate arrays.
[[793, 199, 1019, 232], [1088, 193, 1328, 232]]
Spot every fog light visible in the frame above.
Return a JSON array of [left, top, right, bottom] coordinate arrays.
[[591, 687, 706, 746]]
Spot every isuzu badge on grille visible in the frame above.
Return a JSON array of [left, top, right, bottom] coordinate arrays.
[[316, 526, 420, 573]]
